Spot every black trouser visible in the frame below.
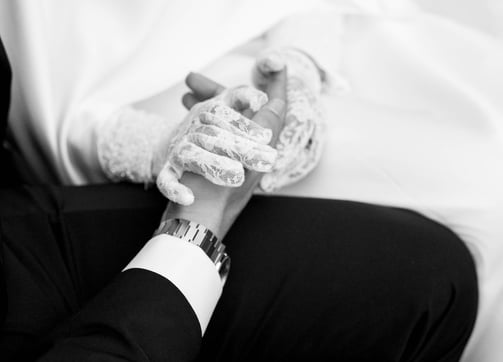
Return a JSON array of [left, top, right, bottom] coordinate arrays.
[[0, 184, 478, 361]]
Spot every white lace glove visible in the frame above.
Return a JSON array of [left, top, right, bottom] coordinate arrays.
[[253, 47, 325, 192], [156, 86, 277, 205], [98, 86, 277, 205]]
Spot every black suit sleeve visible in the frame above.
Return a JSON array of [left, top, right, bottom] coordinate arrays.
[[38, 269, 202, 362]]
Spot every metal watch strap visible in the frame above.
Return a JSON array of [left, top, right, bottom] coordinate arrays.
[[154, 218, 230, 281]]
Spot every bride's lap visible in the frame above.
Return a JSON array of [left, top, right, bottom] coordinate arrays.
[[0, 185, 477, 361]]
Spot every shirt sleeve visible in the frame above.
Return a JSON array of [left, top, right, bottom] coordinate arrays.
[[123, 234, 223, 334]]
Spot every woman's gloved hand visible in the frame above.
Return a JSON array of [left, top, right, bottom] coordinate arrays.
[[165, 71, 287, 239], [252, 47, 326, 192], [155, 85, 277, 205], [97, 85, 278, 206]]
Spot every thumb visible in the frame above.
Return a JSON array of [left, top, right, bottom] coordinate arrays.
[[252, 68, 287, 145], [156, 161, 195, 205]]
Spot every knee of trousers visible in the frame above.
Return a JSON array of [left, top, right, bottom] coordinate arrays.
[[201, 198, 478, 361]]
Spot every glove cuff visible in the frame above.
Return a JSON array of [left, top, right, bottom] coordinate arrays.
[[97, 106, 174, 183]]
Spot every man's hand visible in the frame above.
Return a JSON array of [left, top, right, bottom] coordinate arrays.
[[162, 71, 287, 238], [97, 80, 279, 207], [155, 85, 277, 205]]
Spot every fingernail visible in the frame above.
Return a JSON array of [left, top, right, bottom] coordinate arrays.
[[186, 71, 198, 80], [199, 112, 213, 123], [267, 98, 286, 117], [259, 53, 285, 73]]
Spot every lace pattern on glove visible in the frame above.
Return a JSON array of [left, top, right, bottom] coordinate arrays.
[[156, 87, 272, 205], [97, 106, 175, 184], [254, 47, 342, 192]]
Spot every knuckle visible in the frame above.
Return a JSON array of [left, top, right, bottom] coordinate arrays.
[[198, 111, 214, 124], [194, 124, 220, 137]]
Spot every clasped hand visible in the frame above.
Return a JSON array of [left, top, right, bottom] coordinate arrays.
[[155, 83, 278, 205], [160, 71, 287, 238], [98, 47, 324, 211], [157, 47, 325, 205]]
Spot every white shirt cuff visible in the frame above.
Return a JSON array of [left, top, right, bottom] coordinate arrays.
[[123, 234, 223, 334]]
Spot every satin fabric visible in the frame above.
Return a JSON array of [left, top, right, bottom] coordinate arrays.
[[0, 0, 316, 184], [0, 1, 502, 361]]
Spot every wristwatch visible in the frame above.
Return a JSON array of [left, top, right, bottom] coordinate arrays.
[[154, 218, 231, 283]]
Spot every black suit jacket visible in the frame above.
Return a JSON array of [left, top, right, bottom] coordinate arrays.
[[39, 269, 202, 361], [0, 38, 203, 362], [0, 36, 11, 333]]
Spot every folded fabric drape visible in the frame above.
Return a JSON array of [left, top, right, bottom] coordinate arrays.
[[1, 1, 502, 361]]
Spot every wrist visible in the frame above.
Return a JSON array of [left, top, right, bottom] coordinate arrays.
[[163, 179, 225, 238], [162, 200, 225, 239]]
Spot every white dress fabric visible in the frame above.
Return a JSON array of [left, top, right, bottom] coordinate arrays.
[[0, 0, 313, 183], [1, 1, 502, 361]]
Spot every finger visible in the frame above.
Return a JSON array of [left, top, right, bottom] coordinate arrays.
[[183, 85, 268, 113], [253, 50, 286, 90], [189, 125, 277, 172], [199, 105, 272, 144], [185, 72, 225, 100], [220, 86, 268, 112], [261, 127, 324, 192], [264, 67, 287, 102], [156, 162, 195, 205], [256, 51, 286, 74], [242, 109, 255, 119], [182, 92, 200, 110], [252, 69, 287, 144], [173, 140, 245, 187]]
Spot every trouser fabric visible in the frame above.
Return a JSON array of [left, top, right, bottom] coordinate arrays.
[[0, 184, 478, 362]]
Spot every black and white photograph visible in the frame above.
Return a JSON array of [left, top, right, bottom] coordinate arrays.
[[0, 0, 502, 361]]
